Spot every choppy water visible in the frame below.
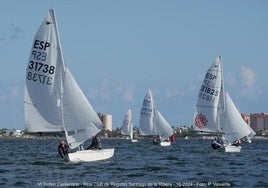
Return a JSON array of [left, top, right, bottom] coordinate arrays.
[[0, 138, 267, 187]]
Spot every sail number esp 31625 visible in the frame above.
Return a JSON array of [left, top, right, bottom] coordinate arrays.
[[27, 40, 55, 85], [198, 73, 220, 104]]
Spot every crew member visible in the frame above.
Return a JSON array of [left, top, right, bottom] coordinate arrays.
[[58, 140, 69, 158], [87, 135, 102, 150]]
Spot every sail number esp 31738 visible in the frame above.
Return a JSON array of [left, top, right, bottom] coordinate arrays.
[[26, 40, 55, 85]]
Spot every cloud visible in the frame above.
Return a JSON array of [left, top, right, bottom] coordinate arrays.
[[10, 23, 23, 33], [0, 24, 23, 41], [122, 85, 135, 103], [0, 81, 23, 104], [225, 72, 236, 88], [165, 84, 197, 98], [87, 75, 135, 103], [239, 66, 261, 98], [241, 66, 256, 88], [0, 36, 5, 41]]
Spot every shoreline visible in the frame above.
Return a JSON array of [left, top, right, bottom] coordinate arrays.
[[1, 135, 268, 140]]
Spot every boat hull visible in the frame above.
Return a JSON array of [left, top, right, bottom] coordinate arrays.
[[131, 139, 138, 143], [65, 148, 114, 162], [224, 145, 241, 152], [160, 141, 171, 146]]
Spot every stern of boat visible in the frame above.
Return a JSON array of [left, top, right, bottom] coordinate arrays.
[[67, 148, 114, 162], [224, 145, 241, 152], [160, 141, 171, 147]]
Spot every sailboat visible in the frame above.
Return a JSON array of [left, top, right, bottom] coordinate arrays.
[[121, 109, 138, 142], [139, 89, 174, 146], [24, 9, 114, 162], [193, 56, 255, 152]]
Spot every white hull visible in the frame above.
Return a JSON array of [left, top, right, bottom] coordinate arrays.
[[160, 141, 171, 147], [65, 149, 114, 162], [131, 139, 138, 143], [224, 145, 241, 153]]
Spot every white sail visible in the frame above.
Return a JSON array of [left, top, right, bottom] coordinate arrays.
[[139, 89, 173, 141], [24, 9, 64, 133], [154, 110, 174, 141], [62, 68, 103, 149], [193, 56, 223, 133], [129, 124, 134, 140], [223, 92, 251, 144], [139, 89, 155, 135], [121, 109, 132, 136], [24, 9, 103, 149]]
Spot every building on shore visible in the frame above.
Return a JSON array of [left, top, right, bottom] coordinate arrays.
[[241, 112, 268, 133], [97, 112, 112, 131], [250, 113, 268, 132], [241, 113, 250, 125], [0, 129, 23, 137]]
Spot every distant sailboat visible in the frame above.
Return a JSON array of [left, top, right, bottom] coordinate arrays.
[[193, 56, 255, 152], [139, 89, 174, 146], [24, 9, 114, 162], [121, 109, 137, 142]]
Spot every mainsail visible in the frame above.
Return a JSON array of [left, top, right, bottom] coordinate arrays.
[[139, 89, 173, 141], [193, 56, 223, 133], [24, 9, 63, 133], [24, 9, 103, 149], [139, 89, 155, 136]]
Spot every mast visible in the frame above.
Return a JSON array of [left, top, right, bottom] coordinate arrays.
[[219, 56, 226, 133], [150, 88, 157, 136], [219, 56, 225, 112], [50, 9, 68, 140]]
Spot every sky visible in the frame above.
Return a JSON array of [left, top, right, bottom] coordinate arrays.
[[0, 0, 268, 130]]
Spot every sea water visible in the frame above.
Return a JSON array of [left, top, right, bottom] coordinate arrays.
[[0, 138, 267, 187]]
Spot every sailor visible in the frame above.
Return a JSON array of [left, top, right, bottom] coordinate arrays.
[[87, 135, 102, 150], [170, 134, 175, 142], [232, 139, 241, 146], [211, 137, 222, 150], [58, 140, 69, 158], [217, 136, 223, 145], [153, 135, 159, 145]]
